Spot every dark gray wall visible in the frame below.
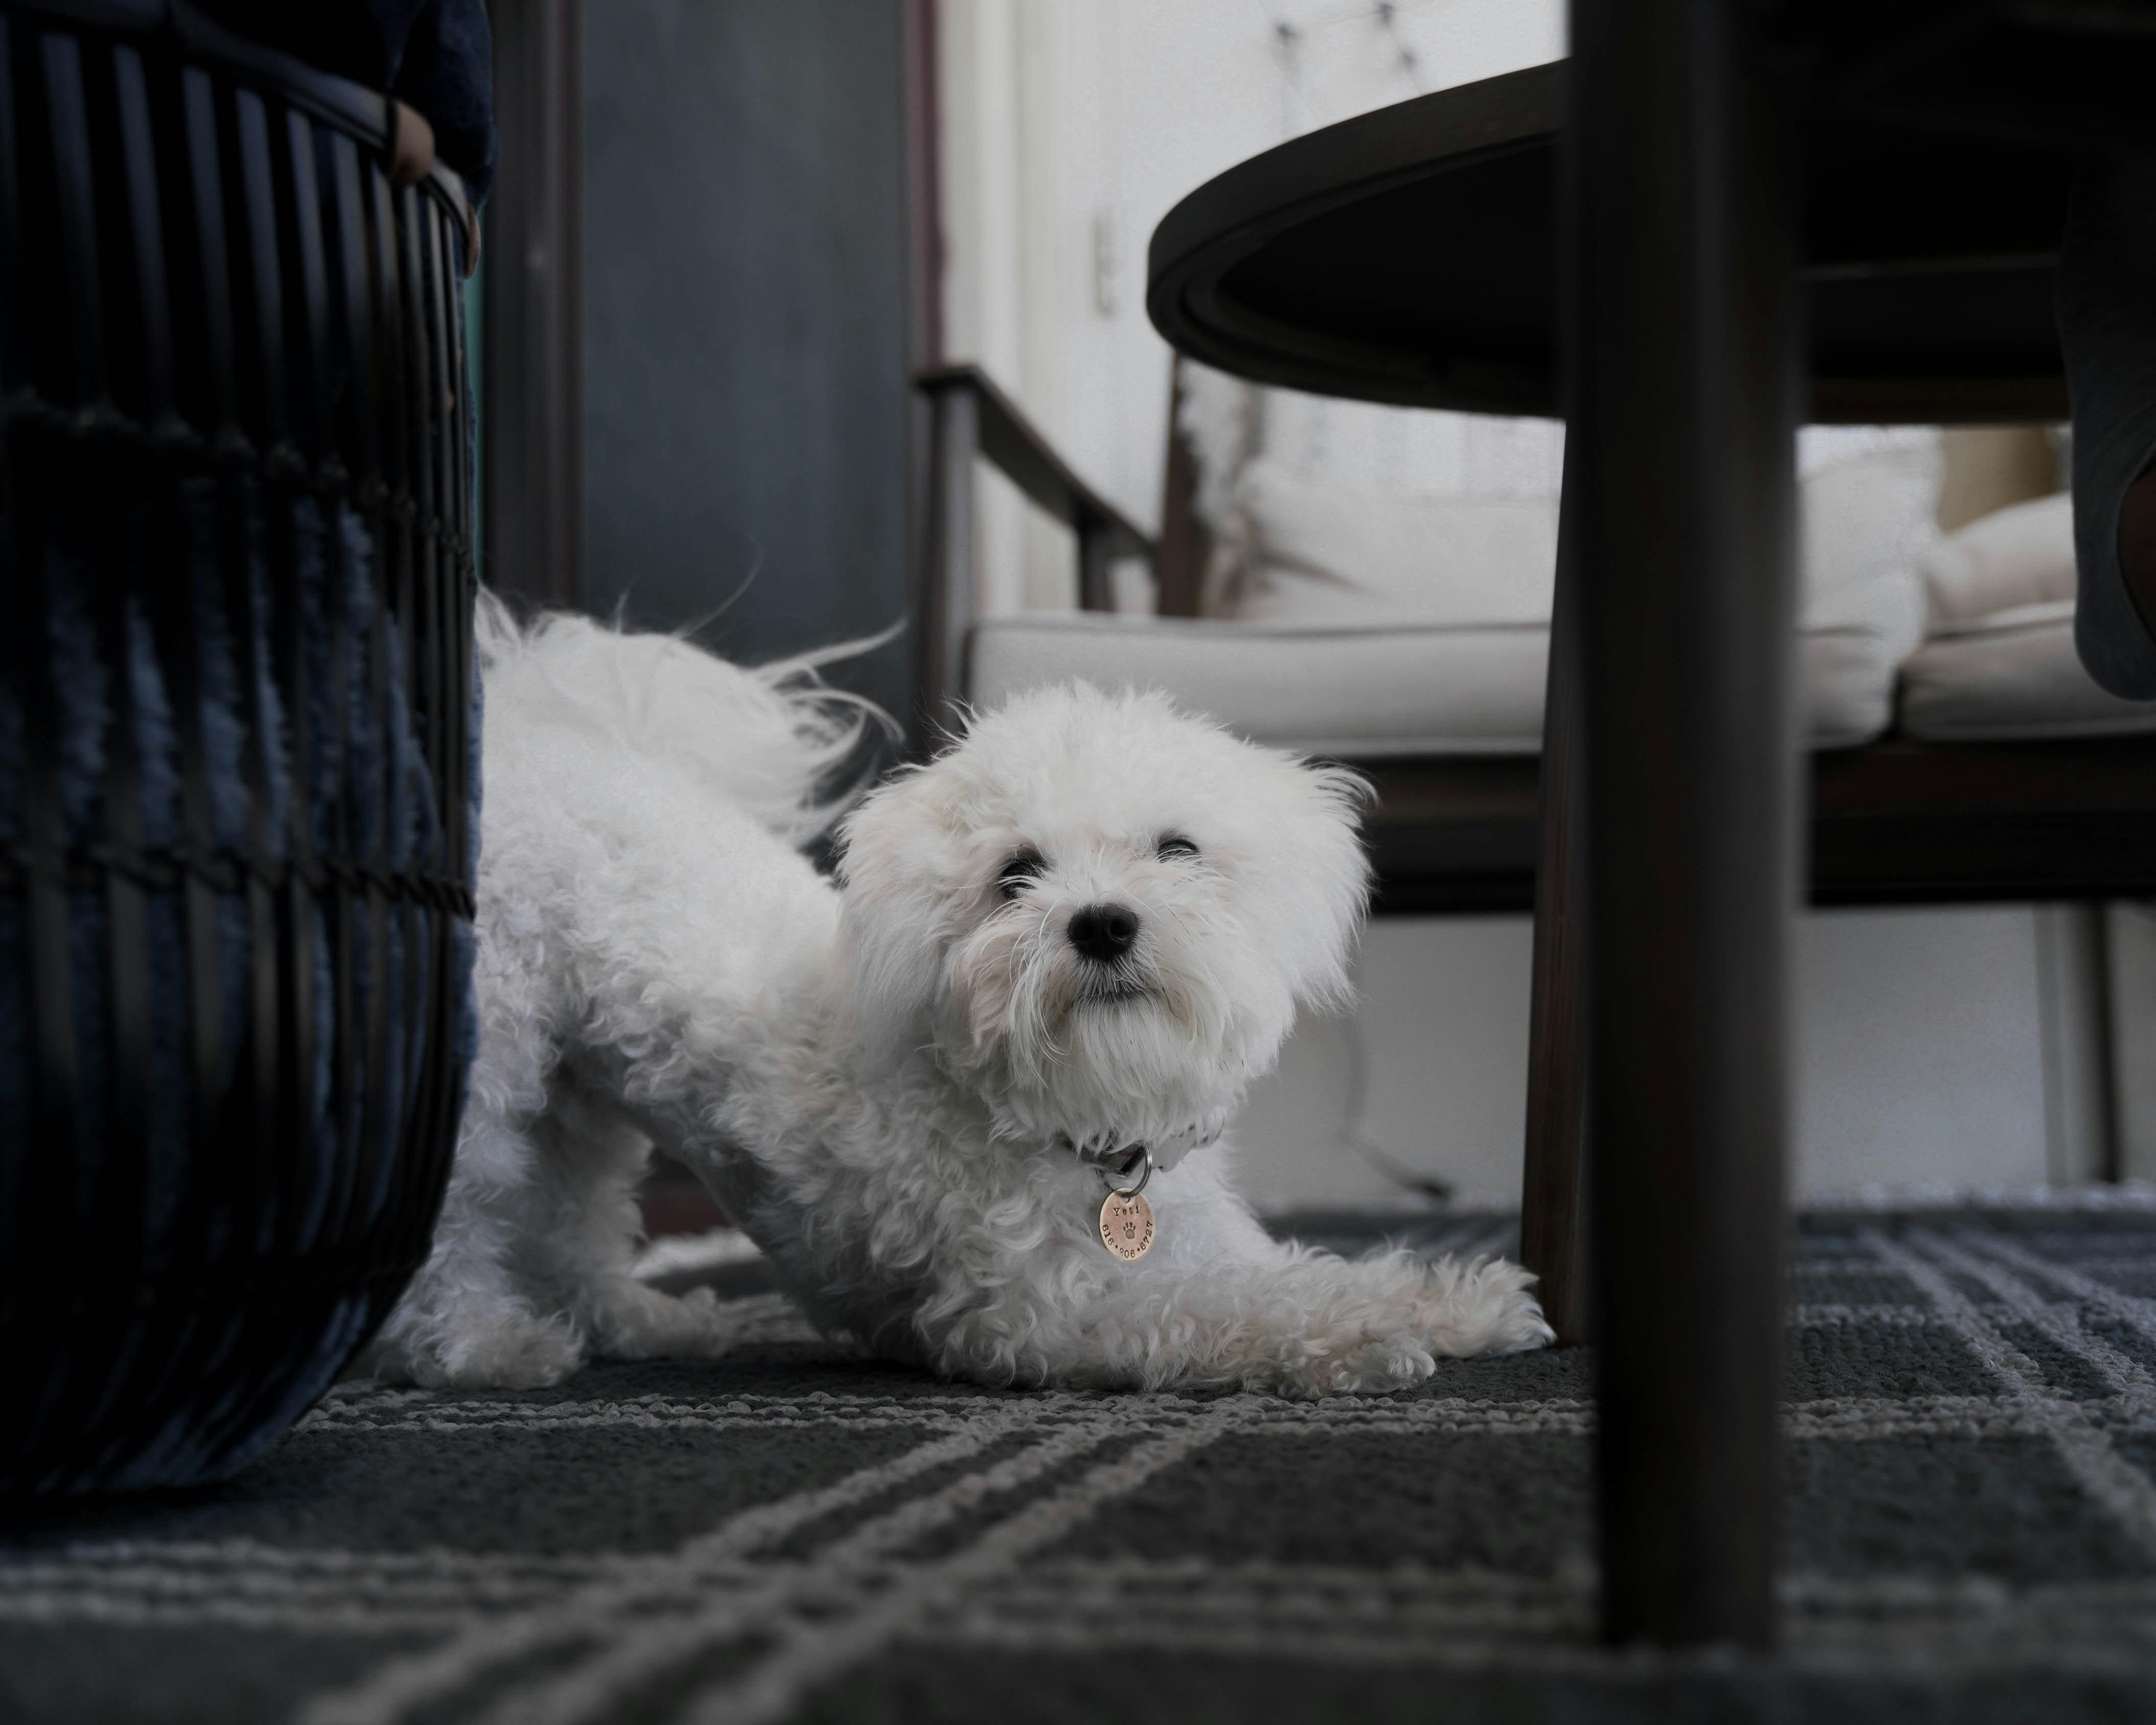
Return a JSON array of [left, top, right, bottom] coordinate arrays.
[[582, 0, 915, 721]]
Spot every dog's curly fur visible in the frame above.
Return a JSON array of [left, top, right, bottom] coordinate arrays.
[[365, 605, 1552, 1395]]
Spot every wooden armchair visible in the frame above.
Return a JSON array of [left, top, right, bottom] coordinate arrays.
[[915, 362, 2156, 1339]]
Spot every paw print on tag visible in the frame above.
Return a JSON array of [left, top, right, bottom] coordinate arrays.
[[1097, 1192, 1155, 1262]]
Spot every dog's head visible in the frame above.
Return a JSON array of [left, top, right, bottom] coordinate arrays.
[[834, 684, 1369, 1149]]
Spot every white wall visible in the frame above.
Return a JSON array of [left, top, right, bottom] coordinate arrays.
[[1231, 905, 2132, 1213]]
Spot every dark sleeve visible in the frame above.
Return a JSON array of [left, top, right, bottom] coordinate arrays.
[[188, 1, 496, 203], [388, 1, 496, 203]]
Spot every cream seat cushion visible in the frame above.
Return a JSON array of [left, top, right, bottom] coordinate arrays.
[[1900, 493, 2156, 740], [970, 613, 1903, 756], [971, 441, 1940, 756]]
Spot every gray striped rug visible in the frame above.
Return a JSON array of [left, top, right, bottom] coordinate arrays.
[[9, 1212, 2156, 1723]]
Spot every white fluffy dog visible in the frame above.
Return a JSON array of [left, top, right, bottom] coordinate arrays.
[[366, 607, 1551, 1395]]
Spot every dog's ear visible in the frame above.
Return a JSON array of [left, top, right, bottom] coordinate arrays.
[[829, 764, 973, 1062], [1252, 756, 1373, 1015]]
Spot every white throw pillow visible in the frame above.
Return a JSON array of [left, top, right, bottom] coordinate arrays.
[[1795, 439, 1939, 676], [1917, 491, 2075, 627], [1894, 491, 2156, 741], [1220, 441, 1937, 664], [1231, 460, 1557, 626]]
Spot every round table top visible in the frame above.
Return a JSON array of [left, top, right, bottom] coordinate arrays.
[[1146, 61, 2081, 425]]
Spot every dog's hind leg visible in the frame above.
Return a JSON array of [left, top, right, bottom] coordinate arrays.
[[362, 1104, 590, 1389], [364, 984, 593, 1388], [514, 1073, 743, 1363]]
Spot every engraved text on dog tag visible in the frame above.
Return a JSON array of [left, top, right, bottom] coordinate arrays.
[[1098, 1191, 1155, 1262]]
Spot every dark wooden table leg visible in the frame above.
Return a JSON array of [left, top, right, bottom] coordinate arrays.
[[1520, 475, 1589, 1346], [1564, 0, 1802, 1648]]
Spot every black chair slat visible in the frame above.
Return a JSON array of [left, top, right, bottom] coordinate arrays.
[[177, 64, 236, 436], [37, 30, 104, 408], [109, 44, 172, 419], [230, 88, 286, 447], [0, 22, 29, 391]]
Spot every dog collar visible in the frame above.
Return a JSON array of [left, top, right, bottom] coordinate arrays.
[[1056, 1120, 1218, 1178]]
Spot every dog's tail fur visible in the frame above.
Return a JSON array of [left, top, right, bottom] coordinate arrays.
[[474, 590, 893, 847]]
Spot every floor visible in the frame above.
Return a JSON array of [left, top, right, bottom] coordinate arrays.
[[10, 1209, 2156, 1723]]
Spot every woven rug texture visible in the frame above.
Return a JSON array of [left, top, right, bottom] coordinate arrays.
[[9, 1213, 2156, 1723]]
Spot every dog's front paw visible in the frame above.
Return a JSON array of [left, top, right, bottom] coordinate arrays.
[[1273, 1337, 1440, 1399], [1484, 1278, 1557, 1355], [1420, 1256, 1554, 1357]]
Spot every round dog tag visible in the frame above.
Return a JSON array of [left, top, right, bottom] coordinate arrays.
[[1098, 1191, 1155, 1262]]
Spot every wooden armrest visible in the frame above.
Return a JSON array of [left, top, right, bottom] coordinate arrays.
[[912, 364, 1158, 751], [916, 365, 1153, 566]]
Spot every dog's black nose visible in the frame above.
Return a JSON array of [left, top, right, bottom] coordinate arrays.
[[1067, 902, 1140, 962]]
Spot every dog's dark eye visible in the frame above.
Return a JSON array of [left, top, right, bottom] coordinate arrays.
[[1156, 834, 1199, 862], [997, 848, 1046, 900]]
